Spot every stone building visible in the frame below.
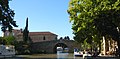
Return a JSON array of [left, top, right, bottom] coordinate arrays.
[[3, 29, 58, 43], [2, 29, 21, 37]]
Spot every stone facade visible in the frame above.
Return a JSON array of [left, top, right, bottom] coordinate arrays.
[[4, 29, 58, 43], [3, 29, 79, 54], [31, 39, 76, 53], [17, 32, 58, 42], [3, 29, 22, 37]]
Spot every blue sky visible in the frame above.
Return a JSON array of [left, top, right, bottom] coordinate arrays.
[[4, 0, 74, 39]]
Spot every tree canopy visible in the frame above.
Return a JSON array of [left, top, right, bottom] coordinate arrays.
[[68, 0, 120, 56], [68, 0, 120, 43], [0, 0, 18, 32]]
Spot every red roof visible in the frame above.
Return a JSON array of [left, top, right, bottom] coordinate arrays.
[[29, 32, 57, 35], [17, 32, 57, 36]]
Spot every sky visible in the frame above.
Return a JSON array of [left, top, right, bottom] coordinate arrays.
[[2, 0, 74, 39]]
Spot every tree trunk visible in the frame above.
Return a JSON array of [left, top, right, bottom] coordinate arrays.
[[99, 41, 101, 54], [117, 40, 120, 57], [103, 36, 106, 55]]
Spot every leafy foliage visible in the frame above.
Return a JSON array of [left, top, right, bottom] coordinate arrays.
[[68, 0, 120, 51], [94, 10, 120, 41], [0, 0, 18, 32], [0, 35, 15, 45], [0, 37, 5, 44], [3, 35, 15, 45], [68, 0, 120, 56], [64, 36, 70, 40], [67, 0, 101, 44]]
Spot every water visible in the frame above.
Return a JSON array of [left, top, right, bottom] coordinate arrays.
[[56, 51, 83, 59], [57, 51, 69, 59], [14, 51, 83, 59], [0, 51, 83, 59]]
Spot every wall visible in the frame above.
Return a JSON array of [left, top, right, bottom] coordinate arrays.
[[31, 40, 81, 54]]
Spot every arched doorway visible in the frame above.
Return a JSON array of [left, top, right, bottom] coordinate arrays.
[[54, 43, 68, 53]]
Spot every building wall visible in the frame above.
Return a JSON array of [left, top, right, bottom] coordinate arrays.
[[3, 29, 22, 37], [29, 34, 57, 42], [31, 40, 76, 53], [3, 29, 58, 43]]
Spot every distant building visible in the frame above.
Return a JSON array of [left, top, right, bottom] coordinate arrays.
[[3, 29, 58, 43], [2, 29, 21, 37]]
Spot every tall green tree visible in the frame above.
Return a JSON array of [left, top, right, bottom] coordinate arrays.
[[68, 0, 101, 45], [68, 0, 120, 56], [23, 18, 32, 44], [0, 0, 18, 32], [23, 18, 29, 43]]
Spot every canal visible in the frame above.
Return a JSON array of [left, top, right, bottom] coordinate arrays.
[[0, 51, 83, 59], [15, 53, 83, 59]]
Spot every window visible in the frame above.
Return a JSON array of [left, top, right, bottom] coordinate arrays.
[[43, 36, 45, 40]]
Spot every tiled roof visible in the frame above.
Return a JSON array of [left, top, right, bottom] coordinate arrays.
[[17, 32, 57, 36], [29, 32, 57, 35]]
